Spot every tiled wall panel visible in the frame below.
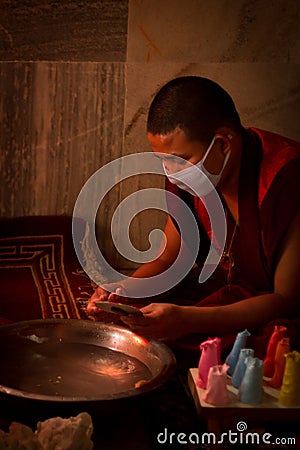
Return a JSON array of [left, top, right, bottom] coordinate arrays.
[[0, 0, 128, 61], [0, 62, 125, 267], [123, 0, 300, 270]]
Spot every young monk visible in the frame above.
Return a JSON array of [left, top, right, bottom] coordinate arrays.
[[87, 76, 300, 358]]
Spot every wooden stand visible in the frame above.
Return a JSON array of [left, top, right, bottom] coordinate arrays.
[[188, 368, 300, 448]]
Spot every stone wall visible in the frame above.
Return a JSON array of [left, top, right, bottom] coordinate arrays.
[[1, 0, 299, 271]]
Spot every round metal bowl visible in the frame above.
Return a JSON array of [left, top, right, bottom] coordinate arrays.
[[0, 319, 176, 402]]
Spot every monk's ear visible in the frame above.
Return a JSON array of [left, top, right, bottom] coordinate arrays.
[[214, 133, 233, 154]]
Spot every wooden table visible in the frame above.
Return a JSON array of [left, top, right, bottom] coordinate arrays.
[[188, 368, 300, 449]]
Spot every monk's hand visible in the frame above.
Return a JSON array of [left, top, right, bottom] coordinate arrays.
[[121, 303, 185, 340], [86, 284, 127, 318]]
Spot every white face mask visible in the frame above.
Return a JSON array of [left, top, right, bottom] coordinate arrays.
[[163, 136, 231, 197]]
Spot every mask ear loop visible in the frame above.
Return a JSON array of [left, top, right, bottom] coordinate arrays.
[[213, 133, 233, 145], [200, 136, 217, 166], [201, 134, 232, 173]]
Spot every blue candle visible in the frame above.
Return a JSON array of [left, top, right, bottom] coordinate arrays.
[[231, 348, 255, 388], [239, 356, 264, 405], [225, 329, 251, 376]]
